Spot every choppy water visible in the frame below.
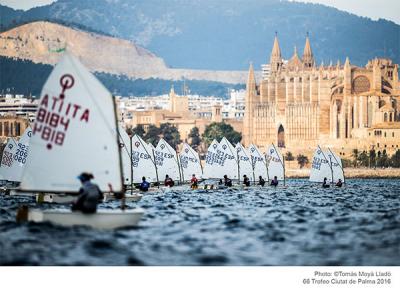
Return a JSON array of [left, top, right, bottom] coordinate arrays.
[[0, 179, 399, 265]]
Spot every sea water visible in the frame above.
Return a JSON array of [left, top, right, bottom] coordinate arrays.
[[0, 178, 399, 265]]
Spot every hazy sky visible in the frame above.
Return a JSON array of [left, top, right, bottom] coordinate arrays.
[[1, 0, 399, 24]]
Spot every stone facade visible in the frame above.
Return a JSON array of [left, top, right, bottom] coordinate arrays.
[[243, 35, 400, 158]]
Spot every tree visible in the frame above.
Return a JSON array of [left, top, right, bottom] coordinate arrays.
[[202, 122, 242, 146], [285, 151, 294, 161], [296, 154, 309, 168], [377, 149, 390, 168], [160, 123, 181, 149], [143, 124, 161, 147], [130, 124, 145, 138], [391, 149, 400, 168], [352, 149, 359, 167], [369, 149, 376, 168], [357, 151, 369, 167], [188, 127, 201, 151]]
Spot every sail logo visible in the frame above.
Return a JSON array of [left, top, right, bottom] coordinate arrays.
[[212, 144, 217, 149], [135, 141, 140, 147], [131, 151, 151, 167], [33, 74, 90, 150], [27, 131, 32, 137]]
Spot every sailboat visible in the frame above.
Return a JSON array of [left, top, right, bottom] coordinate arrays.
[[326, 148, 345, 183], [309, 146, 332, 183], [179, 142, 203, 182], [216, 137, 238, 180], [248, 144, 268, 183], [203, 139, 220, 180], [154, 138, 181, 183], [131, 135, 158, 183], [236, 143, 253, 182], [0, 139, 18, 183], [18, 52, 143, 229], [8, 127, 32, 183], [266, 144, 285, 181]]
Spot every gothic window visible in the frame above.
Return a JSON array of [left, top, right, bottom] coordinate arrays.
[[277, 124, 285, 148], [384, 113, 388, 122], [352, 76, 370, 94], [389, 113, 393, 122]]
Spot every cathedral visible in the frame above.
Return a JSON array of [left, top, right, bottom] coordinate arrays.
[[243, 34, 400, 157]]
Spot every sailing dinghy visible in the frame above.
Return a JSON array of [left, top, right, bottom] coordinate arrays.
[[203, 139, 220, 180], [215, 137, 238, 180], [18, 52, 144, 229], [326, 148, 345, 183], [236, 143, 254, 182], [179, 143, 203, 182], [155, 138, 181, 183], [266, 144, 285, 181], [0, 139, 18, 184], [248, 144, 268, 182], [309, 146, 332, 183]]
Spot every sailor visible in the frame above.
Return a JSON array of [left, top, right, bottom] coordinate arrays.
[[258, 176, 266, 187], [190, 174, 198, 189], [270, 176, 278, 187], [322, 177, 330, 188], [243, 175, 250, 187], [139, 176, 150, 192], [164, 174, 175, 187], [335, 179, 343, 187], [71, 172, 103, 214], [223, 175, 232, 187]]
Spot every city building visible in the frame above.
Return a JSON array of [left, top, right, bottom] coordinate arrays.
[[243, 34, 400, 158]]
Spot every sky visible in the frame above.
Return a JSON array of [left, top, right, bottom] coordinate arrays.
[[1, 0, 399, 24]]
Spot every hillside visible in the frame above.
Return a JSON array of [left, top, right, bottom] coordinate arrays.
[[0, 56, 244, 97], [1, 0, 398, 70], [0, 21, 249, 84]]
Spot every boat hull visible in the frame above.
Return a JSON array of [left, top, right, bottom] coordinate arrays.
[[28, 208, 144, 229], [36, 193, 77, 204], [103, 193, 142, 202]]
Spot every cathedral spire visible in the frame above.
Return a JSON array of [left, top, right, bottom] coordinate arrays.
[[270, 33, 283, 72], [302, 33, 315, 68], [247, 62, 256, 91]]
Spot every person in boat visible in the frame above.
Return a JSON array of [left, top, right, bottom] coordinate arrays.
[[164, 174, 175, 187], [258, 176, 266, 187], [139, 176, 150, 192], [71, 172, 103, 214], [322, 177, 330, 188], [223, 175, 232, 187], [243, 175, 250, 187], [190, 174, 198, 189], [270, 176, 279, 187], [336, 179, 343, 187]]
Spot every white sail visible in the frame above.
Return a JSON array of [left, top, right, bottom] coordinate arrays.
[[216, 137, 238, 180], [203, 139, 220, 179], [309, 146, 332, 183], [248, 144, 268, 181], [236, 143, 254, 182], [20, 52, 122, 192], [0, 139, 18, 181], [7, 127, 32, 182], [179, 143, 202, 182], [326, 149, 344, 183], [117, 125, 131, 185], [266, 145, 284, 181], [131, 134, 158, 183], [155, 138, 180, 181]]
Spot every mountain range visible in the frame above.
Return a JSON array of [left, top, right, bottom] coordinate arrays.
[[1, 0, 399, 70]]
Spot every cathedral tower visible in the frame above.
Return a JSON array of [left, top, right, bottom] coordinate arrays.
[[302, 34, 315, 68], [270, 33, 283, 73]]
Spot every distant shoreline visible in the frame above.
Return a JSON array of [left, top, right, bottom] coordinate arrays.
[[286, 168, 400, 179]]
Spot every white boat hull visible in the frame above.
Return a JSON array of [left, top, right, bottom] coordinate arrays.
[[103, 193, 142, 202], [36, 193, 77, 204], [28, 208, 144, 229]]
